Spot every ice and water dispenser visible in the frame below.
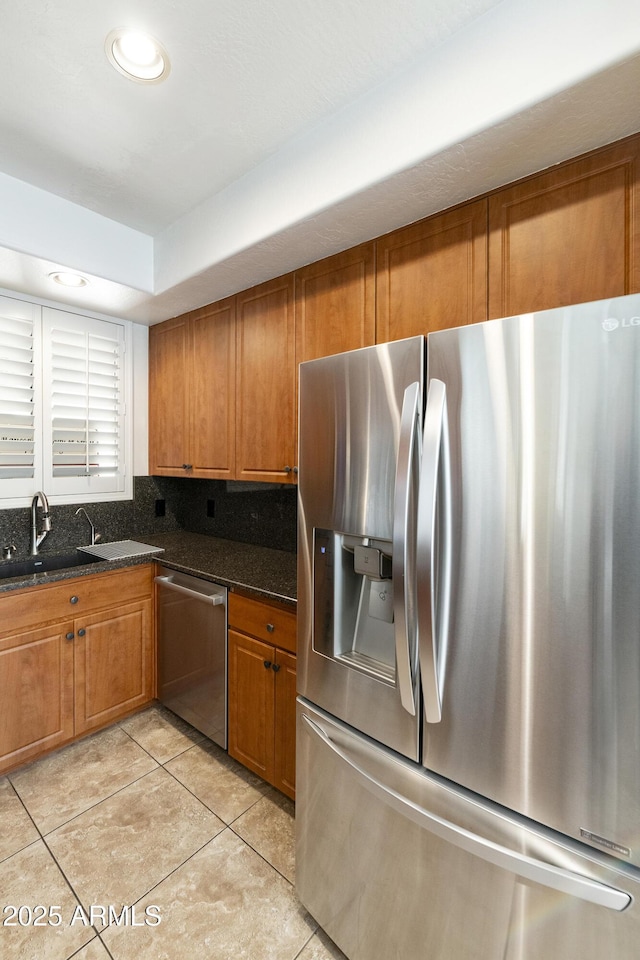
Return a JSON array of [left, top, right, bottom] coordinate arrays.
[[313, 528, 396, 684]]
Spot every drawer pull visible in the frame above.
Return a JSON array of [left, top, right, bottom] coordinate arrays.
[[70, 595, 79, 605], [266, 623, 275, 633], [65, 632, 74, 641]]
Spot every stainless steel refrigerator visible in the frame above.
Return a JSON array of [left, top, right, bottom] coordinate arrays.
[[296, 294, 640, 960]]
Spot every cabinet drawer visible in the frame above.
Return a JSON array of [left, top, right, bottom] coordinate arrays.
[[228, 593, 297, 654], [0, 564, 154, 638]]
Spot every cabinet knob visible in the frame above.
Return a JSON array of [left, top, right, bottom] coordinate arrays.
[[263, 660, 272, 669], [70, 595, 79, 605], [77, 628, 86, 637], [293, 466, 298, 475], [183, 463, 193, 470], [271, 663, 281, 673], [284, 465, 292, 474], [266, 623, 275, 633], [65, 632, 74, 641]]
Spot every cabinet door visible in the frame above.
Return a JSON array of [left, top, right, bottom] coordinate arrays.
[[236, 275, 296, 483], [228, 630, 275, 782], [295, 243, 375, 364], [148, 315, 190, 475], [0, 623, 74, 775], [273, 648, 296, 800], [189, 298, 236, 478], [74, 599, 153, 736], [488, 136, 640, 318], [376, 200, 488, 341]]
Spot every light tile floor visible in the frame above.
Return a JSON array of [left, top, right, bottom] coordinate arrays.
[[0, 704, 347, 960]]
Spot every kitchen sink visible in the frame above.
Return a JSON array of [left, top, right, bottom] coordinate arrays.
[[0, 551, 103, 580]]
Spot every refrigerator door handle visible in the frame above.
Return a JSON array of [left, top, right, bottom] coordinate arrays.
[[301, 713, 632, 912], [393, 380, 421, 716], [417, 378, 452, 723]]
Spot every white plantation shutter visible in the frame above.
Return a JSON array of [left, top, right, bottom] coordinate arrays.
[[42, 308, 126, 496], [0, 297, 42, 496]]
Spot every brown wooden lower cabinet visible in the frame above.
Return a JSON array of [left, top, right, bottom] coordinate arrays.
[[227, 593, 296, 800], [0, 622, 75, 773], [0, 565, 154, 775], [273, 647, 296, 799], [74, 598, 153, 737]]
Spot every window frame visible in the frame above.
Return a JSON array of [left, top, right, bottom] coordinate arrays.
[[0, 294, 133, 508], [0, 296, 42, 499]]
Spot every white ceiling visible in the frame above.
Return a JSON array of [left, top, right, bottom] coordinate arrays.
[[1, 0, 640, 325]]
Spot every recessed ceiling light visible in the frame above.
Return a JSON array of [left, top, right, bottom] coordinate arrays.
[[105, 28, 170, 83], [49, 271, 89, 288]]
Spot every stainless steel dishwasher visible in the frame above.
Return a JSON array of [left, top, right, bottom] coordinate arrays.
[[155, 566, 228, 748]]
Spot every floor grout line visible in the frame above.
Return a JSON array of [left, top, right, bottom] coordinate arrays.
[[40, 831, 103, 949], [0, 705, 326, 960], [39, 764, 161, 839]]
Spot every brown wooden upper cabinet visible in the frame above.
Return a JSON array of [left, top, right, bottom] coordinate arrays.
[[376, 200, 488, 341], [294, 243, 376, 468], [148, 313, 188, 476], [149, 299, 236, 478], [236, 275, 297, 483], [295, 243, 376, 364], [488, 137, 640, 319], [235, 247, 376, 484], [148, 132, 640, 485]]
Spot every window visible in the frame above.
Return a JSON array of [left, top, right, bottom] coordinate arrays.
[[0, 297, 41, 499], [43, 309, 126, 496], [0, 296, 131, 505]]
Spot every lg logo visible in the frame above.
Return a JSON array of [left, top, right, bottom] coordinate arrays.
[[602, 316, 640, 331]]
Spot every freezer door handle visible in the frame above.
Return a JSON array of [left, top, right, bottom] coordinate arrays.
[[301, 713, 632, 912], [393, 380, 421, 715], [154, 575, 226, 605], [417, 378, 452, 723]]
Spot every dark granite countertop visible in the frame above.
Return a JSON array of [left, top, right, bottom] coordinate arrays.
[[0, 552, 154, 594], [144, 532, 297, 605], [0, 532, 297, 605]]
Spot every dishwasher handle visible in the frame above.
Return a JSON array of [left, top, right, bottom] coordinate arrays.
[[154, 574, 225, 606]]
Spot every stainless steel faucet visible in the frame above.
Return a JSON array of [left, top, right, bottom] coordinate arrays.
[[29, 491, 52, 555], [75, 507, 100, 545]]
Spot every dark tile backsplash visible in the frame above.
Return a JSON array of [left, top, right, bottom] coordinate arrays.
[[149, 477, 297, 552], [0, 477, 297, 560]]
